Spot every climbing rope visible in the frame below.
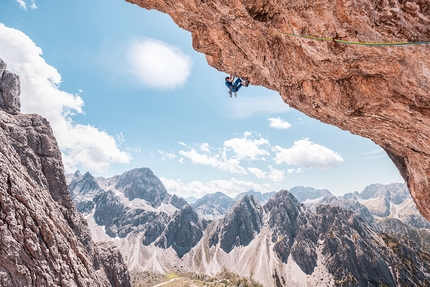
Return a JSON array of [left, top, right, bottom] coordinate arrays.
[[230, 30, 430, 75], [276, 31, 430, 46]]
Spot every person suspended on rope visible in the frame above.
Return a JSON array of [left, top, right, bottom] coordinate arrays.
[[225, 74, 249, 98]]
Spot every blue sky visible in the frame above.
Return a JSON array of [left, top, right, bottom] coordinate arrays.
[[0, 0, 404, 198]]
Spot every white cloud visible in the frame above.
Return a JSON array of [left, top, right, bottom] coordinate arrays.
[[200, 143, 211, 153], [223, 132, 270, 161], [15, 0, 37, 10], [248, 167, 267, 179], [158, 150, 176, 160], [179, 149, 247, 174], [160, 177, 266, 198], [178, 132, 272, 175], [60, 123, 131, 172], [127, 38, 192, 89], [16, 0, 27, 9], [362, 149, 384, 155], [0, 24, 131, 173], [286, 168, 302, 174], [30, 0, 37, 9], [274, 138, 343, 169], [226, 93, 290, 119], [360, 149, 387, 160], [125, 146, 141, 154], [268, 165, 285, 182], [268, 117, 291, 129]]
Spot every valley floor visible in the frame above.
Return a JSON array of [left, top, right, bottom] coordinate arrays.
[[130, 270, 263, 287]]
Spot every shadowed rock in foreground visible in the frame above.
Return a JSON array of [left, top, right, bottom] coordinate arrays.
[[0, 58, 131, 287]]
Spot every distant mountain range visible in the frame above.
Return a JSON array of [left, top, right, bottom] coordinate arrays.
[[190, 190, 277, 220], [67, 168, 430, 286]]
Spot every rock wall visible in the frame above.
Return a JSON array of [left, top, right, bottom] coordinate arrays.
[[126, 0, 430, 221], [0, 58, 130, 287]]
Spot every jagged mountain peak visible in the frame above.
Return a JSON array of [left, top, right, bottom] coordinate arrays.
[[210, 194, 263, 253], [314, 204, 401, 286], [264, 190, 318, 274], [264, 189, 304, 215], [69, 171, 101, 194], [0, 58, 20, 115], [192, 191, 235, 220], [234, 190, 276, 205], [66, 171, 430, 286], [155, 204, 206, 258], [115, 167, 169, 206], [358, 182, 408, 201], [228, 194, 263, 218], [289, 186, 333, 202], [68, 167, 187, 212], [194, 191, 232, 203], [67, 167, 189, 243]]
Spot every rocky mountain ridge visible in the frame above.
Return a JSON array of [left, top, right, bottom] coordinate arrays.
[[126, 0, 430, 223], [293, 183, 430, 254], [69, 168, 429, 251], [67, 167, 430, 286], [192, 191, 235, 220], [192, 190, 276, 220], [0, 58, 130, 286], [129, 190, 430, 286]]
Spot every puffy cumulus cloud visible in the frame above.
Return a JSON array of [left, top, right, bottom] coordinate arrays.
[[160, 177, 266, 198], [179, 149, 247, 174], [268, 117, 291, 129], [226, 93, 290, 119], [268, 165, 285, 183], [274, 138, 343, 169], [0, 24, 131, 173], [178, 132, 272, 175], [224, 132, 270, 161], [61, 123, 131, 172], [200, 143, 211, 153], [127, 38, 192, 89]]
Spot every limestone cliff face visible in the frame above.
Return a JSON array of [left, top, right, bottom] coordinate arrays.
[[126, 0, 430, 221], [0, 58, 130, 287]]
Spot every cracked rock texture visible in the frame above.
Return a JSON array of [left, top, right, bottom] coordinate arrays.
[[0, 58, 130, 287], [127, 0, 430, 221]]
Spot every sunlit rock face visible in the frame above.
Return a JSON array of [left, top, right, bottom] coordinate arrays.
[[0, 58, 131, 287], [127, 0, 430, 221]]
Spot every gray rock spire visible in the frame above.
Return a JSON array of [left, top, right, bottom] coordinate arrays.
[[0, 58, 21, 115]]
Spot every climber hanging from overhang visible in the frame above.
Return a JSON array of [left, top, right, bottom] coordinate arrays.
[[225, 74, 249, 98]]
